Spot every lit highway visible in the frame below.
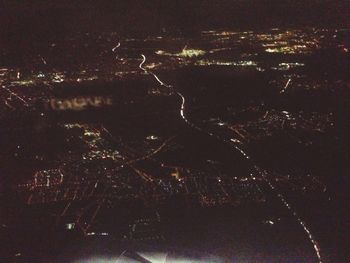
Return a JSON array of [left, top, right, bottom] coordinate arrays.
[[138, 53, 324, 263]]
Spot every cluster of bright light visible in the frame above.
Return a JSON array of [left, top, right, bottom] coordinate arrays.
[[273, 62, 305, 71], [64, 123, 121, 161], [52, 73, 65, 83], [195, 60, 257, 67], [156, 47, 206, 58], [202, 30, 239, 36], [265, 45, 309, 54]]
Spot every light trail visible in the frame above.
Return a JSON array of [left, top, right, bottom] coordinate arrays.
[[1, 85, 29, 107], [220, 121, 323, 263], [112, 42, 121, 52], [280, 78, 292, 93], [176, 90, 197, 128], [39, 55, 47, 65], [129, 166, 154, 182], [138, 54, 323, 263], [126, 135, 176, 164], [139, 54, 199, 130], [4, 100, 15, 110], [112, 42, 121, 60], [140, 54, 173, 88], [257, 167, 323, 263]]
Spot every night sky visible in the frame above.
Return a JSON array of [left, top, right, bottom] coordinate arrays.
[[1, 1, 349, 41]]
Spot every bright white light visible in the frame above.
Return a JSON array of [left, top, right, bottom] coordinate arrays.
[[156, 47, 206, 58]]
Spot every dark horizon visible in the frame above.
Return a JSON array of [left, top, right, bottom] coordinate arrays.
[[1, 1, 349, 37]]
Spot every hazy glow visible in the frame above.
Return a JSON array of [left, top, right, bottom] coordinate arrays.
[[73, 252, 223, 263], [73, 256, 119, 263]]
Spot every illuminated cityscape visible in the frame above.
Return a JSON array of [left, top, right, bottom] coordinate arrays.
[[0, 1, 349, 263]]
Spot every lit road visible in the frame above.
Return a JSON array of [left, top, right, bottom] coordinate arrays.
[[280, 78, 292, 93], [1, 85, 29, 109], [126, 135, 176, 165], [138, 54, 324, 263], [112, 42, 121, 52]]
